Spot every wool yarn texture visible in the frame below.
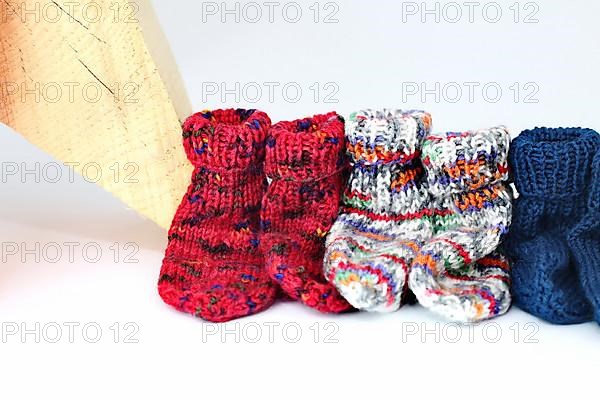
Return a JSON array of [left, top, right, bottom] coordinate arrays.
[[323, 109, 434, 312], [570, 148, 600, 324], [260, 112, 353, 313], [505, 127, 600, 324], [158, 109, 278, 323], [409, 127, 513, 322]]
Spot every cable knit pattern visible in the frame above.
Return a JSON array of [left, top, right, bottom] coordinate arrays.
[[260, 112, 353, 313], [323, 109, 433, 312], [505, 127, 600, 324], [158, 109, 278, 323], [409, 127, 513, 322]]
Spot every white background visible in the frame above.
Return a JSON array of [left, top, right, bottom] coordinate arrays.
[[1, 1, 600, 399]]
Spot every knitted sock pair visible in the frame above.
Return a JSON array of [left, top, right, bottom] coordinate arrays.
[[324, 109, 513, 322], [158, 109, 350, 322], [505, 127, 600, 324]]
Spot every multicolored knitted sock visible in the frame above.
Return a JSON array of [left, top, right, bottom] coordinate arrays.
[[260, 112, 352, 313], [323, 109, 433, 312], [505, 127, 599, 324], [569, 148, 600, 324], [409, 127, 513, 322], [158, 109, 278, 322]]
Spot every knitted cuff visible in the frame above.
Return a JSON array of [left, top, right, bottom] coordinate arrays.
[[182, 108, 271, 169], [345, 109, 432, 166], [264, 111, 345, 181], [588, 149, 600, 211], [422, 126, 510, 197], [509, 127, 600, 198]]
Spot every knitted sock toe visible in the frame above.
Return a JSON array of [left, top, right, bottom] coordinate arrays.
[[409, 126, 513, 322], [158, 109, 278, 322], [159, 259, 276, 322], [413, 251, 511, 321], [569, 145, 600, 324], [324, 109, 433, 312], [260, 112, 352, 313], [506, 127, 600, 324]]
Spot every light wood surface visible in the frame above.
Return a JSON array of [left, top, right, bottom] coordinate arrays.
[[0, 0, 192, 230]]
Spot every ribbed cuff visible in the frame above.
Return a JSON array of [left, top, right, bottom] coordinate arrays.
[[264, 111, 345, 181], [589, 150, 600, 211], [423, 126, 510, 195], [510, 127, 600, 198], [182, 108, 271, 169], [345, 109, 432, 166]]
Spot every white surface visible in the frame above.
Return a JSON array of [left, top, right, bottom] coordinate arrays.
[[1, 0, 600, 399]]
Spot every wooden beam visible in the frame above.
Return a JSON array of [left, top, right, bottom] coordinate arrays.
[[0, 0, 192, 230]]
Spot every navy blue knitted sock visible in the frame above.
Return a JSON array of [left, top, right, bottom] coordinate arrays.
[[569, 149, 600, 324], [505, 127, 600, 324], [508, 227, 591, 323]]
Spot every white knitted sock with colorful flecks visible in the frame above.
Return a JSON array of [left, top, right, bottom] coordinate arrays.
[[323, 109, 434, 312], [409, 126, 513, 322]]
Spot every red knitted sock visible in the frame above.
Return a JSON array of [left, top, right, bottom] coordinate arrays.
[[158, 109, 278, 322], [260, 112, 353, 313]]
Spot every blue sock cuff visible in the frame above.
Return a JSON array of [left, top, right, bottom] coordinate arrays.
[[588, 150, 600, 211], [510, 127, 600, 198]]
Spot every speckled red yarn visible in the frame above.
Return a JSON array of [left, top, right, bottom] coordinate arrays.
[[260, 112, 353, 313], [158, 109, 278, 322]]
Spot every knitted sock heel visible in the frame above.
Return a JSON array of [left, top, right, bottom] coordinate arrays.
[[260, 112, 352, 313], [568, 138, 600, 324], [409, 126, 513, 322], [158, 109, 278, 323], [323, 109, 433, 312], [505, 127, 599, 324]]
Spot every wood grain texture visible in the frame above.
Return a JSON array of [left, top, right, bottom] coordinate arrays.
[[0, 0, 192, 229]]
